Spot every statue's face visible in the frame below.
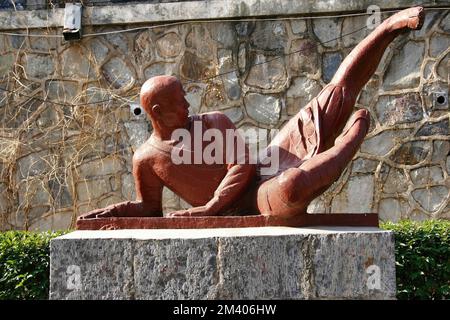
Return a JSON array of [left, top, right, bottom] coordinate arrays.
[[159, 81, 190, 129]]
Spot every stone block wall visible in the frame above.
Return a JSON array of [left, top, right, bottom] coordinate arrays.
[[0, 3, 448, 230]]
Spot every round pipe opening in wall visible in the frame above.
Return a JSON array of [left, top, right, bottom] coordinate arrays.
[[436, 94, 446, 105], [130, 103, 143, 116]]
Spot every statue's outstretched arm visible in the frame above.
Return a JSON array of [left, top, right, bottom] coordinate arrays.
[[77, 151, 163, 220]]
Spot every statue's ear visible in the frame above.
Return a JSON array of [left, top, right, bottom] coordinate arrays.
[[151, 104, 161, 117]]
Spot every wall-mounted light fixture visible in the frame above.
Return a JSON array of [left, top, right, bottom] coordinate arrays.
[[63, 3, 82, 41]]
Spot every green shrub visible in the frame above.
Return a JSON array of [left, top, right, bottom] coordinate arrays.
[[381, 219, 450, 300], [0, 230, 67, 300]]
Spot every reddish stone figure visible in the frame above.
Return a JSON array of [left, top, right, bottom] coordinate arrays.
[[79, 7, 424, 220]]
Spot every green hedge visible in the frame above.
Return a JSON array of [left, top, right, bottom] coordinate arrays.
[[0, 220, 449, 300], [381, 219, 450, 300], [0, 230, 66, 300]]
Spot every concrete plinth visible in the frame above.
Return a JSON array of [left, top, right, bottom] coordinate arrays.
[[50, 227, 396, 300]]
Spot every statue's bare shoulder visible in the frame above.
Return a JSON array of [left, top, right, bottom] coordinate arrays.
[[201, 111, 237, 131]]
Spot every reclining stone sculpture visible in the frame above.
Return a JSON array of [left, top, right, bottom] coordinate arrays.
[[78, 7, 424, 221]]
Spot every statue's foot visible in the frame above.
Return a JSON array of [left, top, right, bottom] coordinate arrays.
[[387, 6, 424, 31]]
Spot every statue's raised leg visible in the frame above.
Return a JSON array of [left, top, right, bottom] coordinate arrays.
[[255, 7, 424, 216]]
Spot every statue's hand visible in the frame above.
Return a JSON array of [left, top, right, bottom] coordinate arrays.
[[168, 205, 217, 217], [78, 205, 118, 220]]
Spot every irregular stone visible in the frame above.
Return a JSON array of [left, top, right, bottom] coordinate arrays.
[[162, 187, 180, 215], [378, 198, 408, 222], [411, 12, 441, 39], [144, 62, 177, 79], [98, 195, 123, 208], [184, 85, 203, 114], [390, 141, 430, 165], [124, 121, 151, 151], [436, 52, 449, 80], [102, 57, 135, 89], [312, 18, 340, 48], [222, 107, 243, 123], [235, 22, 254, 37], [351, 158, 378, 174], [180, 52, 213, 80], [61, 46, 95, 79], [429, 33, 450, 58], [383, 41, 425, 90], [109, 176, 120, 192], [204, 84, 227, 110], [29, 35, 58, 51], [28, 209, 53, 231], [416, 119, 449, 136], [322, 52, 343, 83], [105, 33, 128, 53], [251, 21, 287, 52], [331, 175, 375, 213], [383, 167, 408, 193], [0, 35, 8, 53], [222, 71, 241, 100], [306, 197, 327, 213], [76, 157, 124, 179], [290, 19, 307, 35], [342, 16, 369, 47], [84, 83, 107, 104], [17, 150, 51, 179], [218, 49, 240, 100], [409, 210, 430, 221], [48, 178, 72, 208], [238, 43, 246, 73], [0, 183, 9, 215], [358, 76, 380, 106], [360, 129, 412, 157], [76, 178, 110, 202], [51, 228, 396, 299], [289, 39, 319, 75], [10, 34, 26, 49], [237, 124, 266, 153], [286, 77, 322, 115], [156, 32, 183, 58], [50, 235, 134, 299], [440, 13, 450, 32], [375, 93, 422, 126], [246, 53, 287, 90], [423, 60, 434, 80], [412, 185, 448, 212], [134, 31, 154, 63], [410, 166, 444, 185], [186, 25, 213, 58], [46, 80, 78, 102], [0, 53, 15, 78], [18, 179, 51, 207], [87, 39, 109, 64], [179, 197, 192, 210], [432, 141, 450, 162], [209, 23, 237, 48], [244, 93, 282, 125], [52, 211, 74, 231], [22, 53, 55, 79]]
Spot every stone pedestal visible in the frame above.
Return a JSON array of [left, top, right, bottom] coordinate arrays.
[[50, 227, 396, 300]]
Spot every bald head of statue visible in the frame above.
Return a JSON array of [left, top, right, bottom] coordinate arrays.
[[140, 76, 190, 131]]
